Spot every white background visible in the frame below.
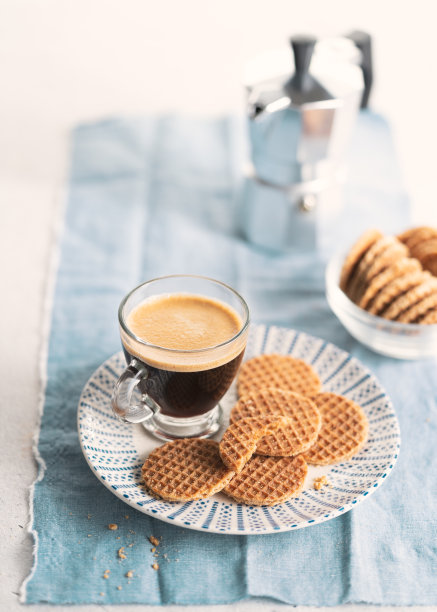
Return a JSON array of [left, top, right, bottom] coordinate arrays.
[[1, 1, 437, 610]]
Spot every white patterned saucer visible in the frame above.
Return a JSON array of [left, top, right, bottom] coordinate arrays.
[[77, 324, 400, 535]]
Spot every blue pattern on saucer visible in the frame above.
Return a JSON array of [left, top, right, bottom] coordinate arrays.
[[78, 323, 400, 535]]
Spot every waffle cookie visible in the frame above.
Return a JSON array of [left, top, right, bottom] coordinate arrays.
[[367, 270, 429, 315], [219, 416, 287, 473], [339, 229, 383, 291], [237, 354, 321, 398], [398, 226, 437, 250], [142, 439, 234, 501], [223, 454, 308, 506], [396, 291, 437, 323], [347, 236, 407, 303], [358, 256, 421, 310], [350, 240, 408, 304], [230, 388, 321, 456], [419, 308, 437, 324], [382, 276, 437, 321], [303, 393, 368, 465], [340, 227, 437, 324], [410, 239, 437, 276]]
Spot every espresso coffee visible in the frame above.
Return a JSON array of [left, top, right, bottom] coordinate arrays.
[[122, 293, 245, 417]]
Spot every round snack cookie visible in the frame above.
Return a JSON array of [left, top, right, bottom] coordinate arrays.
[[382, 277, 437, 321], [339, 229, 383, 291], [396, 291, 437, 323], [237, 354, 321, 398], [303, 393, 368, 465], [219, 416, 287, 473], [397, 226, 437, 250], [223, 454, 308, 506], [230, 388, 321, 456], [347, 236, 404, 303], [410, 238, 437, 276], [358, 256, 422, 310], [352, 240, 408, 304], [142, 439, 234, 502], [367, 270, 430, 315], [418, 308, 437, 324]]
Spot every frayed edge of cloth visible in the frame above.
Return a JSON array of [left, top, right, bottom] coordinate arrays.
[[19, 180, 68, 603]]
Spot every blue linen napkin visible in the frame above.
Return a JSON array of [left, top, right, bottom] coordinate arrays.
[[22, 113, 437, 605]]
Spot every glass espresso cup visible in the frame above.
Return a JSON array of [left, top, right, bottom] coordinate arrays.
[[111, 275, 250, 440]]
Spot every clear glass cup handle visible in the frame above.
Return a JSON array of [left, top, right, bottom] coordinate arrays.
[[111, 359, 160, 424]]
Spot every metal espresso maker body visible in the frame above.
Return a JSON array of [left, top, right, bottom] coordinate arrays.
[[242, 33, 371, 255]]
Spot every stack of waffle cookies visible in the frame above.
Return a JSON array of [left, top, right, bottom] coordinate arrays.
[[340, 226, 437, 324], [142, 354, 368, 506]]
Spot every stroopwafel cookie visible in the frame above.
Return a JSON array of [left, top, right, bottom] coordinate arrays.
[[351, 240, 408, 304], [347, 236, 406, 303], [142, 439, 234, 501], [367, 270, 430, 315], [398, 226, 437, 250], [339, 229, 383, 291], [237, 354, 321, 398], [358, 256, 421, 310], [410, 239, 437, 276], [230, 388, 321, 456], [358, 257, 422, 309], [418, 308, 437, 324], [223, 454, 308, 506], [396, 291, 437, 323], [219, 416, 287, 473], [303, 393, 368, 465], [382, 277, 437, 320]]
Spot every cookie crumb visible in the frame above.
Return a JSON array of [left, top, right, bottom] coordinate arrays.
[[125, 515, 129, 519], [103, 570, 110, 579], [126, 570, 133, 578], [151, 547, 156, 553], [108, 523, 118, 530], [128, 543, 134, 548], [87, 534, 92, 538], [313, 475, 330, 490], [117, 586, 122, 591], [118, 547, 127, 560], [149, 536, 159, 546], [152, 563, 159, 570], [87, 514, 92, 519], [99, 592, 104, 596]]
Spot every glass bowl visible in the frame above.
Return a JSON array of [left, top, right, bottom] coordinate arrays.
[[326, 253, 437, 359]]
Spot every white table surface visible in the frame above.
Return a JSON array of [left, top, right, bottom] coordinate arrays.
[[1, 1, 437, 610]]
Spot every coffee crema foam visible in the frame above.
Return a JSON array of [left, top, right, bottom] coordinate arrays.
[[121, 293, 247, 372]]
